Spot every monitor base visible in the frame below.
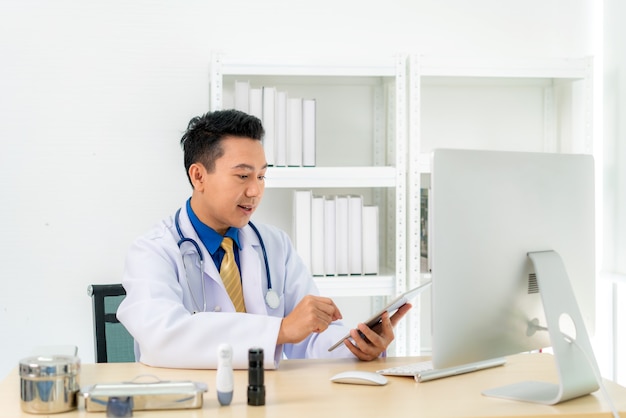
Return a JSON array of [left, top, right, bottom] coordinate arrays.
[[482, 250, 599, 405]]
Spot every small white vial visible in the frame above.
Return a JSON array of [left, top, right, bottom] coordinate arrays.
[[216, 343, 234, 406]]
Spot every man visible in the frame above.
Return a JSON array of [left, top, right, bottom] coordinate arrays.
[[117, 109, 410, 369]]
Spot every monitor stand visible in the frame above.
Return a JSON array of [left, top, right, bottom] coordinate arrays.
[[482, 250, 599, 405]]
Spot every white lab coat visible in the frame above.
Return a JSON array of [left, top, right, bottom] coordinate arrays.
[[117, 205, 352, 369]]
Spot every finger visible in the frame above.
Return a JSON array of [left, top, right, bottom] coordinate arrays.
[[297, 295, 343, 334], [312, 324, 327, 333], [374, 311, 394, 338], [344, 332, 378, 361], [389, 303, 412, 327], [315, 308, 341, 332], [312, 306, 337, 327], [316, 296, 343, 321], [343, 338, 362, 357], [356, 322, 387, 349]]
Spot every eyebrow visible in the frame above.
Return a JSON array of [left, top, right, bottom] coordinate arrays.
[[231, 163, 268, 171]]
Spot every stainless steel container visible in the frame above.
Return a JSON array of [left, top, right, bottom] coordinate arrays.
[[19, 355, 80, 414], [81, 378, 208, 412]]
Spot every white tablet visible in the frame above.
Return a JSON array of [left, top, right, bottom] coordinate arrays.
[[328, 281, 432, 352]]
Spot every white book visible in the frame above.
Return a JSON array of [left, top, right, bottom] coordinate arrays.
[[302, 98, 316, 167], [293, 190, 312, 272], [362, 205, 379, 275], [347, 195, 363, 275], [262, 86, 276, 166], [275, 91, 287, 167], [249, 88, 263, 120], [335, 195, 349, 275], [234, 80, 249, 113], [311, 196, 325, 276], [286, 97, 303, 167], [324, 197, 336, 276]]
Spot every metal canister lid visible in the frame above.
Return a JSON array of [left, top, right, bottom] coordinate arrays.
[[19, 355, 80, 378]]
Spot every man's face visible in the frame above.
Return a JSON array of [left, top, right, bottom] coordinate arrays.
[[190, 136, 267, 235]]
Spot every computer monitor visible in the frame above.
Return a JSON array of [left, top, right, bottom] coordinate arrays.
[[428, 148, 599, 405]]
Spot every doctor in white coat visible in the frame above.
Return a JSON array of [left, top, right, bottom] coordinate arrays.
[[117, 109, 410, 369]]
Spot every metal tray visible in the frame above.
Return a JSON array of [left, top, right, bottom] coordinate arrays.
[[80, 375, 208, 412]]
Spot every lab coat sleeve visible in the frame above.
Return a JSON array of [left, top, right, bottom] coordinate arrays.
[[117, 222, 283, 369]]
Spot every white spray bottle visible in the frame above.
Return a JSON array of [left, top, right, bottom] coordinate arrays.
[[216, 343, 234, 406]]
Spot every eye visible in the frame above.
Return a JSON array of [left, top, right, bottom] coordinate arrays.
[[258, 175, 266, 181]]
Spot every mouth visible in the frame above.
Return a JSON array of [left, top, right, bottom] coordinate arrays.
[[238, 204, 255, 213]]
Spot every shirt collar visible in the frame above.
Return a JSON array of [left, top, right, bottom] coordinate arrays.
[[185, 198, 241, 254]]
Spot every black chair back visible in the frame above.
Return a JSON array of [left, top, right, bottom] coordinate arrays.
[[87, 284, 135, 363]]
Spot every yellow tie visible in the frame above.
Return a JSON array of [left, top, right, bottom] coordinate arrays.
[[220, 237, 246, 313]]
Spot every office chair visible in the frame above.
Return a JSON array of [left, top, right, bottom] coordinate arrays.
[[87, 284, 135, 363]]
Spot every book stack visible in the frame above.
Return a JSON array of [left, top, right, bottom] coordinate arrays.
[[293, 190, 379, 276], [233, 81, 316, 167]]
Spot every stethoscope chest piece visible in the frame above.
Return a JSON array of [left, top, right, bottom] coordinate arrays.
[[265, 289, 280, 310]]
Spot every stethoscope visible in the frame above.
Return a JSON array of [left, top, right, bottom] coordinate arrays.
[[174, 208, 280, 312]]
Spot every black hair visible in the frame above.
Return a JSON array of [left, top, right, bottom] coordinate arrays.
[[180, 109, 264, 186]]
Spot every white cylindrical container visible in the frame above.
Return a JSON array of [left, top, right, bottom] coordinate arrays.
[[19, 355, 80, 414], [216, 343, 233, 406]]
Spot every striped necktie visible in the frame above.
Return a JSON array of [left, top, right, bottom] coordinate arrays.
[[220, 237, 246, 312]]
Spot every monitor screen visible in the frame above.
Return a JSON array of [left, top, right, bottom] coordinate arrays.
[[429, 148, 595, 370]]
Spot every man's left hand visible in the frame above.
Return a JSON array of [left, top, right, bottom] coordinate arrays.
[[343, 303, 412, 361]]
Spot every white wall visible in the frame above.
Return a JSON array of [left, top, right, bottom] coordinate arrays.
[[0, 0, 598, 379]]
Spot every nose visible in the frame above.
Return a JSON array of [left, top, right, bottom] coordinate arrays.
[[245, 178, 264, 198]]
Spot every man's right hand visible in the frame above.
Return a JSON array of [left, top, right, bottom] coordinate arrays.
[[277, 295, 343, 344]]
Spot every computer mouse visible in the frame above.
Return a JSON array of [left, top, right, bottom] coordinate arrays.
[[330, 370, 388, 386]]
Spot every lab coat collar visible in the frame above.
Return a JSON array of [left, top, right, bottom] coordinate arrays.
[[238, 224, 267, 315], [185, 198, 242, 253], [175, 206, 217, 279], [174, 205, 267, 314]]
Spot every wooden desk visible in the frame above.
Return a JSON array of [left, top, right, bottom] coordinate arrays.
[[2, 353, 625, 417]]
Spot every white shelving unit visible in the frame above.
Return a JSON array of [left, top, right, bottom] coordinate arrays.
[[407, 54, 594, 356], [264, 166, 397, 188], [210, 52, 410, 354]]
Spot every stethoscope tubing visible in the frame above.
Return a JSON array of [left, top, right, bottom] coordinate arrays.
[[174, 208, 277, 312]]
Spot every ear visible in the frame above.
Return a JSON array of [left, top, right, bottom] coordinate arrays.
[[188, 163, 206, 191]]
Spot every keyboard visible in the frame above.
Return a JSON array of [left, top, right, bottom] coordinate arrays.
[[376, 360, 435, 377], [376, 357, 507, 382]]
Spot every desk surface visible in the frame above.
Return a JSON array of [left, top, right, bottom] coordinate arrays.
[[2, 353, 625, 417]]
